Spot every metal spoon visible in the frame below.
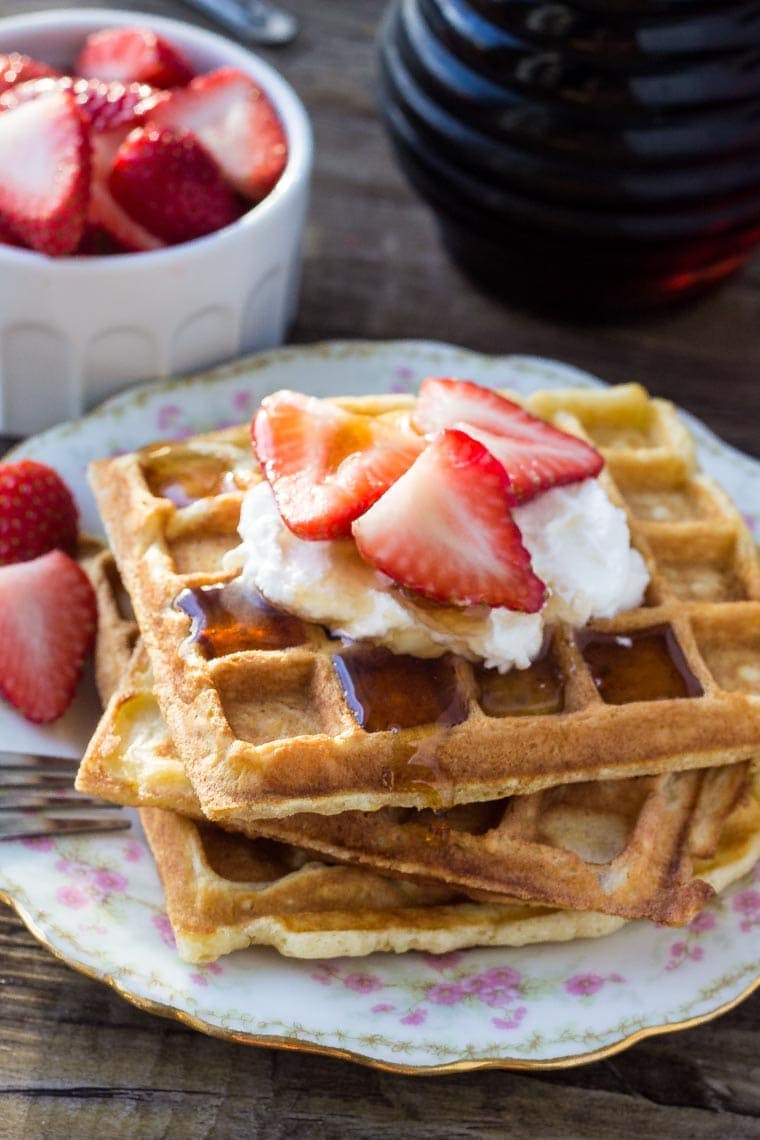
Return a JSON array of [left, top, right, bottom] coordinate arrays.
[[180, 0, 299, 46]]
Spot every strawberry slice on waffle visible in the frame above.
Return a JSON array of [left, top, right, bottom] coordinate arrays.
[[413, 377, 603, 501], [253, 390, 425, 541], [352, 428, 547, 612]]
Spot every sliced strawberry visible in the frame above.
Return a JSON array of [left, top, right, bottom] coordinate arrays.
[[0, 218, 24, 248], [0, 550, 96, 723], [0, 76, 155, 134], [142, 67, 288, 200], [413, 378, 604, 502], [75, 26, 194, 89], [0, 459, 79, 564], [75, 222, 128, 256], [109, 125, 244, 245], [88, 129, 165, 253], [352, 429, 546, 611], [0, 52, 59, 95], [0, 90, 90, 256], [253, 390, 425, 540]]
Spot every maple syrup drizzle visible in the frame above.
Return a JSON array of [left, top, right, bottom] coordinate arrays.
[[577, 625, 703, 704], [334, 647, 468, 810], [141, 444, 243, 507], [475, 649, 564, 718], [389, 734, 458, 810], [175, 583, 308, 659], [332, 647, 467, 732]]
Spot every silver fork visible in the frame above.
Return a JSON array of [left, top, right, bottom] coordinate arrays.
[[0, 751, 130, 841]]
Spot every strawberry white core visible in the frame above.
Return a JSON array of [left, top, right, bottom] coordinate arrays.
[[230, 478, 649, 672]]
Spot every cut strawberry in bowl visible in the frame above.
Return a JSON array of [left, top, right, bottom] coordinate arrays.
[[75, 26, 194, 89], [0, 550, 97, 723], [0, 76, 155, 134], [0, 8, 312, 433], [0, 51, 59, 94], [109, 125, 245, 246], [0, 459, 79, 565], [88, 129, 166, 253], [413, 377, 604, 501], [253, 390, 425, 540], [0, 88, 90, 256], [143, 67, 289, 201], [352, 428, 547, 612]]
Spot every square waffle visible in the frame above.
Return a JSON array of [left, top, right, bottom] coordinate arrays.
[[139, 808, 634, 962], [88, 384, 760, 825], [139, 783, 760, 962], [78, 550, 756, 929], [81, 547, 630, 961]]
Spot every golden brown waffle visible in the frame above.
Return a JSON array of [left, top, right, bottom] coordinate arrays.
[[80, 561, 629, 960], [139, 782, 760, 962], [140, 768, 760, 962], [77, 632, 752, 926], [78, 553, 760, 959], [88, 384, 760, 824], [140, 808, 634, 962], [80, 545, 139, 704]]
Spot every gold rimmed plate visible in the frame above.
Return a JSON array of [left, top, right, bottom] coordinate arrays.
[[1, 340, 759, 1072]]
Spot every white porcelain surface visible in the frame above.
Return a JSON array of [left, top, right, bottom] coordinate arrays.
[[1, 340, 759, 1071], [0, 8, 312, 434]]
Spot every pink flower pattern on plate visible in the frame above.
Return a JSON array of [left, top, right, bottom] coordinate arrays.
[[20, 836, 54, 852], [732, 888, 760, 932], [56, 885, 89, 910], [564, 973, 605, 997], [152, 913, 176, 949]]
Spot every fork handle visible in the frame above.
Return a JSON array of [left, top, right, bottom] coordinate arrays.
[[179, 0, 298, 45]]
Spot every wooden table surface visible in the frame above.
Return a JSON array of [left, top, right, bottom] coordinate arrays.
[[1, 2, 759, 1137]]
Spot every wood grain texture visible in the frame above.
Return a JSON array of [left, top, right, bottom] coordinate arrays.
[[1, 2, 759, 1137]]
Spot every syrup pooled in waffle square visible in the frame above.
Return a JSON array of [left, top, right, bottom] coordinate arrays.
[[78, 558, 758, 930], [88, 383, 760, 823]]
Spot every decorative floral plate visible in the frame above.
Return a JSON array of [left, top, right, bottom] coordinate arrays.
[[2, 341, 759, 1073]]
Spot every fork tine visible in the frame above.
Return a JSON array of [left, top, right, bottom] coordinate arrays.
[[0, 750, 80, 771], [0, 815, 131, 841], [0, 750, 129, 839], [0, 772, 83, 789], [0, 793, 123, 811]]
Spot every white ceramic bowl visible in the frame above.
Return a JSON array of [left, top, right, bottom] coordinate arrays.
[[0, 8, 312, 434]]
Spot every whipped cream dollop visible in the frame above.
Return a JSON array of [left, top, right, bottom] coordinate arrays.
[[227, 478, 649, 672]]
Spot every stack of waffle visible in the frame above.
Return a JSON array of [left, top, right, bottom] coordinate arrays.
[[77, 383, 760, 963]]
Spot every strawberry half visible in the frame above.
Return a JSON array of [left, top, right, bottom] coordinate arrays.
[[0, 76, 155, 134], [0, 89, 90, 256], [352, 429, 546, 611], [0, 550, 96, 723], [88, 129, 165, 253], [0, 459, 79, 565], [109, 125, 244, 245], [75, 26, 194, 89], [253, 390, 425, 540], [413, 378, 603, 502], [142, 67, 288, 200], [0, 52, 59, 95]]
